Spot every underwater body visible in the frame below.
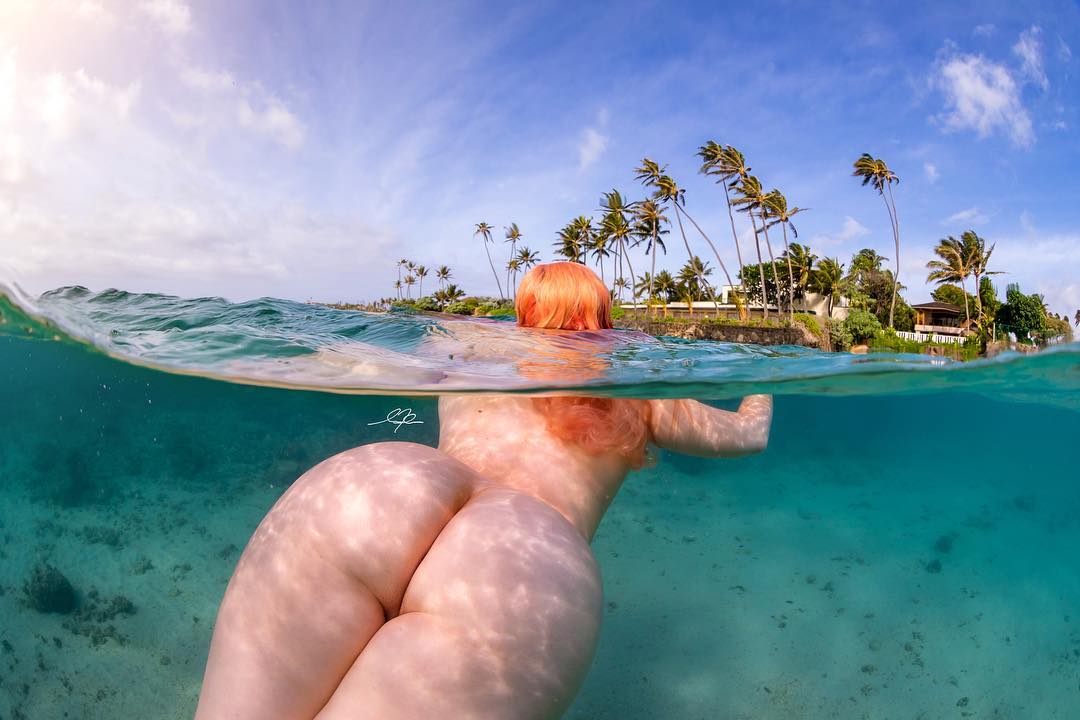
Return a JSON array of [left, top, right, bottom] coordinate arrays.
[[2, 287, 1079, 719]]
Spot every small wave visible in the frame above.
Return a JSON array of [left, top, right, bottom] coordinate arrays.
[[2, 283, 1078, 403]]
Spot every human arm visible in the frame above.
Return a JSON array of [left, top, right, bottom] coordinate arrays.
[[646, 395, 773, 458]]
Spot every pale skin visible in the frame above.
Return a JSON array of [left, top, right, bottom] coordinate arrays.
[[195, 393, 773, 719]]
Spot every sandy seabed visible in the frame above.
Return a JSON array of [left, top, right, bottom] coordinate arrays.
[[2, 397, 1079, 719]]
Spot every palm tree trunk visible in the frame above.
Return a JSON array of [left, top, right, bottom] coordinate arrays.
[[649, 229, 658, 318], [747, 211, 769, 320], [759, 214, 784, 322], [884, 184, 900, 329], [621, 239, 637, 306], [677, 205, 735, 289], [721, 181, 745, 278], [960, 277, 971, 327], [484, 243, 504, 300], [780, 223, 796, 321], [973, 270, 983, 323]]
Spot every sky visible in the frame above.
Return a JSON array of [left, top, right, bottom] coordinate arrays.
[[1, 0, 1079, 314]]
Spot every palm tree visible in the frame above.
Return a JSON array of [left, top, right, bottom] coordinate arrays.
[[506, 258, 522, 298], [637, 158, 734, 315], [731, 175, 779, 319], [517, 246, 540, 271], [393, 279, 403, 300], [764, 190, 807, 320], [853, 153, 901, 328], [589, 227, 612, 283], [784, 243, 818, 301], [654, 270, 676, 316], [436, 265, 452, 289], [631, 199, 668, 315], [635, 273, 655, 305], [397, 259, 408, 295], [926, 235, 973, 323], [698, 141, 748, 281], [810, 257, 845, 318], [414, 265, 428, 297], [960, 230, 1001, 324], [404, 274, 416, 299], [504, 223, 522, 295], [555, 223, 581, 262], [599, 190, 639, 302], [437, 283, 465, 308], [474, 222, 504, 300]]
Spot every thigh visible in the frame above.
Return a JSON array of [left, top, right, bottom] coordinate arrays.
[[316, 488, 603, 720], [196, 442, 479, 720]]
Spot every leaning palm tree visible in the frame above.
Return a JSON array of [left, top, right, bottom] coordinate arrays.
[[504, 223, 523, 294], [631, 199, 668, 316], [763, 190, 807, 320], [397, 259, 408, 292], [474, 222, 504, 300], [436, 265, 452, 289], [853, 153, 901, 328], [730, 175, 777, 319], [926, 235, 973, 323], [960, 230, 1001, 323], [638, 158, 735, 309], [697, 142, 747, 281], [414, 265, 428, 297], [810, 257, 846, 318]]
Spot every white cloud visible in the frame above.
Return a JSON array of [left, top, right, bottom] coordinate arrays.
[[1012, 26, 1048, 90], [923, 162, 939, 184], [934, 52, 1034, 147], [180, 67, 235, 93], [577, 126, 608, 172], [973, 24, 995, 38], [807, 216, 870, 250], [237, 95, 304, 149], [141, 0, 191, 36], [943, 207, 989, 226]]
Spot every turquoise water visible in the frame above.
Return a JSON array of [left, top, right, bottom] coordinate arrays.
[[2, 287, 1079, 718]]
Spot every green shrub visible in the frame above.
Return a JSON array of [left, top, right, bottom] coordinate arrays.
[[414, 296, 440, 312], [611, 305, 626, 321], [444, 301, 473, 315], [827, 317, 852, 351], [792, 313, 823, 338], [843, 309, 882, 344]]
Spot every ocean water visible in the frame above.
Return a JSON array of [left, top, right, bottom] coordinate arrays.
[[2, 286, 1079, 719]]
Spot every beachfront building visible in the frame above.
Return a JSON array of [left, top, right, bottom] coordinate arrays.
[[897, 301, 970, 345], [618, 286, 851, 321]]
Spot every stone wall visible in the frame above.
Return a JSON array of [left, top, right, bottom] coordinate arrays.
[[617, 318, 821, 348]]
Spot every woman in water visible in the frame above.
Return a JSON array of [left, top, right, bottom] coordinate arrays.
[[196, 262, 773, 719]]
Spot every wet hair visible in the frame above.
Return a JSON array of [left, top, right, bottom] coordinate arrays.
[[516, 262, 651, 468]]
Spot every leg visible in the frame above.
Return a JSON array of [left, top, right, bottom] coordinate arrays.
[[316, 488, 603, 720], [196, 442, 477, 720]]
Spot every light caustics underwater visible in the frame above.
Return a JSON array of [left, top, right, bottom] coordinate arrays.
[[2, 283, 1080, 719]]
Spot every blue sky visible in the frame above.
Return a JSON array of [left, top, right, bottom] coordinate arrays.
[[1, 0, 1078, 314]]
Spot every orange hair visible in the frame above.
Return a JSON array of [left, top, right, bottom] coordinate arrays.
[[516, 262, 651, 468]]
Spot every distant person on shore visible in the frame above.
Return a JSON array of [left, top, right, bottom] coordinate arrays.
[[195, 262, 773, 719]]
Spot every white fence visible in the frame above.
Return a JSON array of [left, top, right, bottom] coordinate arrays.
[[896, 330, 968, 345]]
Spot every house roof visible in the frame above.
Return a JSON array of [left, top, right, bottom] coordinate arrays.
[[912, 301, 961, 314]]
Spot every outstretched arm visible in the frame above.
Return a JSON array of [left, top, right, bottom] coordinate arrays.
[[646, 395, 773, 458]]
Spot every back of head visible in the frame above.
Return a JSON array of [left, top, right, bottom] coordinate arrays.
[[516, 262, 613, 331], [513, 262, 650, 468]]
